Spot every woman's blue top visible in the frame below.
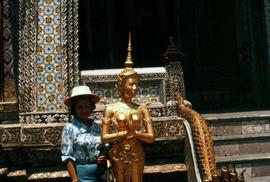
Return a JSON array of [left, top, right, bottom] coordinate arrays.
[[61, 118, 102, 164]]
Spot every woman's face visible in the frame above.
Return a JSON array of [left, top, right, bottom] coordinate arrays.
[[75, 98, 92, 121], [121, 76, 139, 98]]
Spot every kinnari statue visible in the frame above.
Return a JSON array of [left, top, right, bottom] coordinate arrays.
[[101, 33, 155, 182]]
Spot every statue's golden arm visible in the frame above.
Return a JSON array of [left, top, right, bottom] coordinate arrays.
[[136, 106, 155, 143], [101, 106, 127, 143]]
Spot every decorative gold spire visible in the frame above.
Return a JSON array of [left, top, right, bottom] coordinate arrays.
[[125, 32, 133, 68], [117, 32, 139, 87]]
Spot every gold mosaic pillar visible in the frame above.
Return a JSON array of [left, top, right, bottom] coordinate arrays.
[[18, 0, 79, 123]]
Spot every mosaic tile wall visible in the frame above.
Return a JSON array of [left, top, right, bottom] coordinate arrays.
[[87, 79, 165, 105], [36, 0, 64, 112]]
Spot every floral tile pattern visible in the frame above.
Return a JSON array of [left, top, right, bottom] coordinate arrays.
[[36, 0, 63, 112]]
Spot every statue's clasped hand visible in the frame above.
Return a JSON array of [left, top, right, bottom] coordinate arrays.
[[135, 131, 142, 138]]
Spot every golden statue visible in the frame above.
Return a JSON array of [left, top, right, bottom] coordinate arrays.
[[101, 33, 155, 182]]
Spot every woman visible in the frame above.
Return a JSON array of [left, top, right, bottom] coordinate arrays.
[[101, 34, 155, 182], [61, 85, 106, 182]]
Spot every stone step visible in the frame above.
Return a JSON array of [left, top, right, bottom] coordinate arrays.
[[216, 152, 270, 163], [0, 164, 187, 182], [203, 111, 270, 121], [216, 153, 270, 180], [203, 111, 270, 137], [213, 133, 270, 142], [202, 111, 270, 181], [247, 176, 270, 182], [213, 133, 270, 157]]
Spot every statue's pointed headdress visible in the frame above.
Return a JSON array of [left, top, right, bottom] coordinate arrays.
[[117, 33, 140, 87]]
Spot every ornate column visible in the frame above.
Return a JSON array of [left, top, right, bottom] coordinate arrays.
[[162, 36, 186, 103], [0, 0, 3, 101], [1, 0, 80, 155], [2, 0, 17, 103], [18, 0, 79, 124], [0, 0, 18, 122], [0, 1, 80, 179]]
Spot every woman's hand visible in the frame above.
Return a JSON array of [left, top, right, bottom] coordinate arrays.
[[97, 155, 107, 165]]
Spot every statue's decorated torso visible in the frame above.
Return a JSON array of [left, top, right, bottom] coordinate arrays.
[[109, 101, 143, 136], [107, 101, 145, 161]]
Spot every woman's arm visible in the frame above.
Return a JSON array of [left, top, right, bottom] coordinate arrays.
[[136, 106, 155, 143], [61, 124, 78, 181], [66, 159, 78, 182]]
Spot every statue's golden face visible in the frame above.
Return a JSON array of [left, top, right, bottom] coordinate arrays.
[[121, 76, 139, 98]]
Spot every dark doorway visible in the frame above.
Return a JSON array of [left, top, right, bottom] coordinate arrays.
[[78, 0, 178, 70], [179, 0, 268, 111], [78, 0, 268, 111]]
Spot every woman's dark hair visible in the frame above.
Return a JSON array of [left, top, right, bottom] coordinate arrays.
[[69, 99, 96, 118]]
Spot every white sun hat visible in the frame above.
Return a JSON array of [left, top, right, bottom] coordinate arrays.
[[64, 85, 100, 106]]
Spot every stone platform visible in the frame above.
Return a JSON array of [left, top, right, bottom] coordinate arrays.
[[204, 110, 270, 181]]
